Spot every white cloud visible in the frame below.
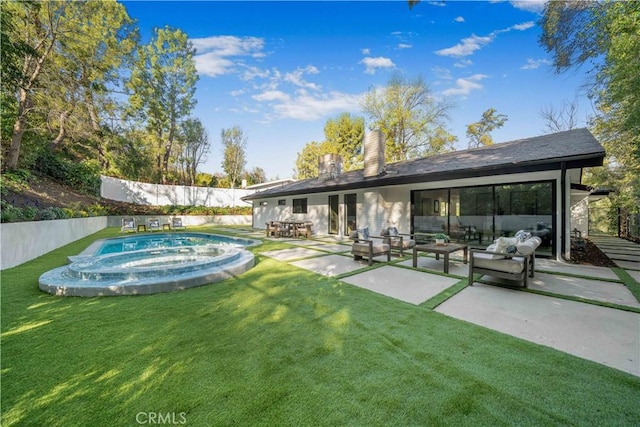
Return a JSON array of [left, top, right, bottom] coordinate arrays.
[[435, 34, 493, 58], [361, 48, 371, 55], [455, 16, 465, 23], [511, 21, 535, 31], [360, 56, 395, 74], [521, 58, 551, 70], [397, 43, 412, 49], [510, 1, 546, 13], [435, 21, 535, 58], [442, 74, 487, 96], [431, 66, 452, 80], [454, 59, 473, 68], [256, 91, 362, 121], [253, 90, 290, 102], [191, 35, 266, 77], [284, 65, 321, 90]]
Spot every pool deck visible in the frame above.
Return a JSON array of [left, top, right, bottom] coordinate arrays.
[[243, 229, 640, 377]]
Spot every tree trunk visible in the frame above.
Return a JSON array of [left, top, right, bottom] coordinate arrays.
[[6, 88, 31, 169], [49, 110, 71, 150]]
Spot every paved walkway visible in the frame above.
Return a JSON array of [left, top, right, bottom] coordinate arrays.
[[590, 235, 640, 281], [231, 229, 640, 377]]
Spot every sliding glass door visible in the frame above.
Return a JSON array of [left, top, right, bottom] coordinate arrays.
[[411, 181, 555, 255]]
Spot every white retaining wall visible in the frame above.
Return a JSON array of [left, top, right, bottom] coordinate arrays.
[[1, 215, 253, 270], [1, 216, 108, 270], [101, 175, 254, 207]]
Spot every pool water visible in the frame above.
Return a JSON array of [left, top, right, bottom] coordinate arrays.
[[39, 232, 259, 297]]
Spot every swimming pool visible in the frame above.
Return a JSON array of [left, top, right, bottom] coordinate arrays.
[[39, 233, 259, 297]]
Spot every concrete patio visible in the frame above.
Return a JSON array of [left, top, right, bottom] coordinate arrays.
[[258, 235, 640, 377]]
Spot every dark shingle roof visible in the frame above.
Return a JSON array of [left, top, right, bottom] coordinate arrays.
[[243, 128, 605, 200]]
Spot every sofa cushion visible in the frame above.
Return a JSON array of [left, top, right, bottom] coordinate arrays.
[[352, 242, 390, 255], [390, 237, 415, 249], [474, 254, 526, 275]]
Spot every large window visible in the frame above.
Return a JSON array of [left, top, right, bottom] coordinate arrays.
[[292, 198, 307, 214], [412, 181, 554, 255]]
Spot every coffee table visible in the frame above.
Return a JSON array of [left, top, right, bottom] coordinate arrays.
[[412, 243, 468, 274]]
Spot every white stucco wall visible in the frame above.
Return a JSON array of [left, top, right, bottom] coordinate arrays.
[[101, 175, 253, 207], [1, 216, 108, 270], [249, 169, 582, 259]]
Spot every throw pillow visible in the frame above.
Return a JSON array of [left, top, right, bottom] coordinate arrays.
[[493, 237, 518, 254], [358, 227, 370, 240], [388, 226, 399, 236], [514, 230, 532, 243]]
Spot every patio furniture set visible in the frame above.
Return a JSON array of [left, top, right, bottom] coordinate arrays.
[[266, 220, 314, 239], [121, 217, 186, 233], [349, 226, 542, 287]]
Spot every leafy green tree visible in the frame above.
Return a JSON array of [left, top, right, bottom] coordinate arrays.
[[539, 0, 639, 213], [2, 0, 136, 170], [126, 26, 198, 184], [242, 167, 267, 186], [361, 73, 454, 162], [323, 113, 365, 171], [466, 108, 508, 148], [221, 126, 247, 189], [294, 141, 323, 179]]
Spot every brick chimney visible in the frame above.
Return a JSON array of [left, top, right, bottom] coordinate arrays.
[[363, 130, 385, 178]]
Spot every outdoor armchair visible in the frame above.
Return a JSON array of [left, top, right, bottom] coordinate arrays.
[[381, 227, 416, 257], [121, 217, 137, 233], [350, 229, 391, 266], [469, 235, 541, 288]]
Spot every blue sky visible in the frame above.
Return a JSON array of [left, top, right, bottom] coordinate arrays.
[[123, 0, 594, 180]]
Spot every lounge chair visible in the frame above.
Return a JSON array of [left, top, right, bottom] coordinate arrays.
[[350, 229, 391, 266], [147, 217, 161, 232], [171, 217, 186, 231], [121, 217, 137, 233]]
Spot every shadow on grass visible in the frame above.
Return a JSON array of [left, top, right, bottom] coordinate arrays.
[[2, 227, 639, 425]]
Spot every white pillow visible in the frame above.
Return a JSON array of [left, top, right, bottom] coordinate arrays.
[[494, 237, 518, 254], [358, 227, 370, 240]]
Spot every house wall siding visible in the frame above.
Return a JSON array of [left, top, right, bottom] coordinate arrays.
[[250, 169, 583, 260]]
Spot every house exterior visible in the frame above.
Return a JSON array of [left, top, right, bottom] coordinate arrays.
[[243, 128, 606, 260]]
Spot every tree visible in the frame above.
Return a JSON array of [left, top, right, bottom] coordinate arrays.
[[178, 119, 210, 186], [361, 73, 454, 162], [323, 113, 365, 171], [294, 113, 366, 179], [539, 98, 581, 134], [466, 108, 508, 148], [126, 26, 198, 184], [294, 141, 323, 180], [539, 0, 640, 212], [221, 126, 247, 189], [2, 0, 136, 170], [242, 167, 267, 186]]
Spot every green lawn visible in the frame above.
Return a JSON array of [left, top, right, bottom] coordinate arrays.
[[2, 227, 639, 426]]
